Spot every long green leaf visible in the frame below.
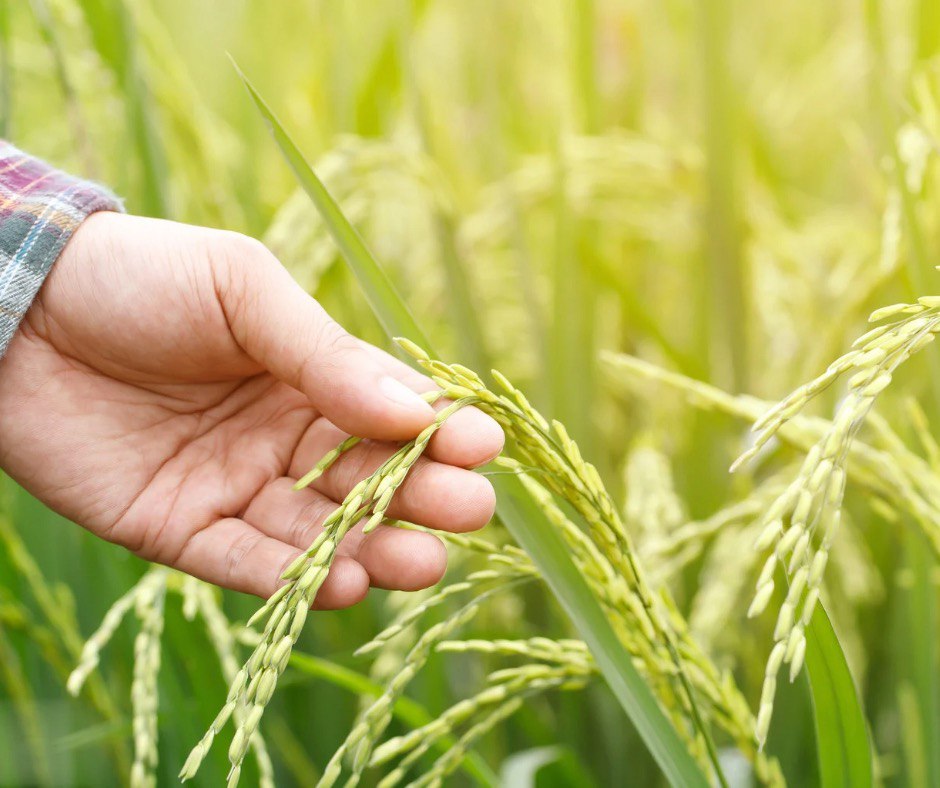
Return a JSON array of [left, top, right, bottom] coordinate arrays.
[[804, 603, 873, 788], [231, 57, 431, 351], [234, 62, 709, 788], [492, 475, 708, 787]]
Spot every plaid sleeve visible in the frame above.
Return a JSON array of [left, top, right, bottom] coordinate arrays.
[[0, 141, 122, 359]]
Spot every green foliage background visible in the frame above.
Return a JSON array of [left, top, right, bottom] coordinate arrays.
[[1, 0, 939, 785]]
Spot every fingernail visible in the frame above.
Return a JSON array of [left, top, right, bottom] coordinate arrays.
[[379, 376, 433, 413]]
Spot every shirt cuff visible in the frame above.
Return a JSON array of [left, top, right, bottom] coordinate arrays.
[[0, 142, 123, 358]]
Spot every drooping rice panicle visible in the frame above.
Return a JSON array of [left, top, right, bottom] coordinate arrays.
[[436, 637, 592, 667], [407, 698, 525, 788], [65, 567, 170, 787], [182, 396, 479, 785], [67, 583, 142, 697], [318, 580, 528, 788], [371, 662, 592, 770], [396, 340, 782, 784], [354, 567, 532, 658], [372, 663, 592, 788], [192, 583, 275, 788], [733, 299, 940, 747], [130, 570, 167, 788], [604, 349, 940, 554]]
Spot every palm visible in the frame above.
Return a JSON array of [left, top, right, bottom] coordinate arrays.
[[0, 213, 501, 608]]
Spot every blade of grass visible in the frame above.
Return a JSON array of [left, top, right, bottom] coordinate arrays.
[[234, 62, 710, 787], [492, 475, 709, 788], [231, 56, 431, 352], [803, 603, 874, 788]]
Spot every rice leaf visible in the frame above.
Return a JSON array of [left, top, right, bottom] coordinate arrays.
[[231, 57, 432, 352], [235, 61, 710, 788], [804, 603, 873, 788], [492, 474, 710, 788]]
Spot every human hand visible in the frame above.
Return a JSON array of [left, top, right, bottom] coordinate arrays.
[[0, 212, 503, 608]]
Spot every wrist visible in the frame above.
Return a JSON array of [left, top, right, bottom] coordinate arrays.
[[0, 142, 123, 361]]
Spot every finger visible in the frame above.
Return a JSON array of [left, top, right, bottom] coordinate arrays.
[[310, 557, 371, 610], [362, 342, 505, 468], [356, 526, 448, 591], [216, 236, 435, 440], [243, 478, 448, 591], [290, 421, 497, 532], [174, 517, 369, 609]]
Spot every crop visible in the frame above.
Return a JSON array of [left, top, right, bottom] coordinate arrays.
[[5, 1, 940, 787]]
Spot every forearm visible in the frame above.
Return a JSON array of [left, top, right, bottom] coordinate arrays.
[[0, 141, 121, 359]]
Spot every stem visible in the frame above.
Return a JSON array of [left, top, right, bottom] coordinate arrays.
[[699, 0, 747, 391]]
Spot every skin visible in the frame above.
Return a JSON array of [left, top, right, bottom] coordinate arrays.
[[0, 212, 504, 609]]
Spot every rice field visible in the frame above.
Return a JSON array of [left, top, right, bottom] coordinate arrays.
[[2, 0, 940, 785]]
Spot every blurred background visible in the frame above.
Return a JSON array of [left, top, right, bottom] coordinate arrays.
[[1, 0, 939, 785]]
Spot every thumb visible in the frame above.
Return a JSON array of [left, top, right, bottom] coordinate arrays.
[[216, 234, 435, 440]]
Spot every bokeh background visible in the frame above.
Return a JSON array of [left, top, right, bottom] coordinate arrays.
[[1, 0, 939, 785]]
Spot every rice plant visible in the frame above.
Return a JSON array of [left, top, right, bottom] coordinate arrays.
[[5, 0, 940, 786]]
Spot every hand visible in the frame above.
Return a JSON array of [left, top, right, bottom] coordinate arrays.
[[0, 212, 503, 608]]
